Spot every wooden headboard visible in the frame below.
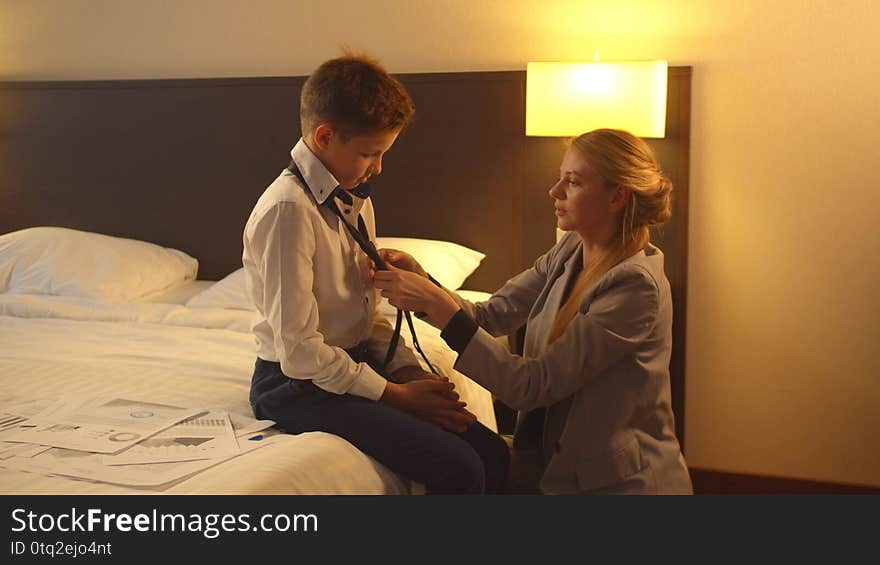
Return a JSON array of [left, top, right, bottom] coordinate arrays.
[[0, 68, 691, 444]]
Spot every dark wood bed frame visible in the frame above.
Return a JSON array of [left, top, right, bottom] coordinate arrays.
[[0, 68, 691, 446]]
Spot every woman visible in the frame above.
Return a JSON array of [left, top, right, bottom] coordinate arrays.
[[374, 129, 692, 494]]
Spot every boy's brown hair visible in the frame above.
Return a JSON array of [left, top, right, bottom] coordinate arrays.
[[300, 50, 415, 140]]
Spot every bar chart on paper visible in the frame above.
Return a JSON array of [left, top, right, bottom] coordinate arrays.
[[104, 411, 239, 465]]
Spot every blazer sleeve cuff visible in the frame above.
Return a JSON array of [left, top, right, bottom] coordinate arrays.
[[440, 308, 479, 354]]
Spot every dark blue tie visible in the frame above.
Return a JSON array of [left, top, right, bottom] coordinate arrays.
[[286, 161, 435, 374], [332, 183, 372, 206]]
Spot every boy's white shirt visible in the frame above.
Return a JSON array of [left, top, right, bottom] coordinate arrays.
[[242, 138, 420, 400]]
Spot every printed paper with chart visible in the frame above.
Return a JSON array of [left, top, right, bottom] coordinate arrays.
[[104, 411, 240, 465], [6, 396, 203, 454]]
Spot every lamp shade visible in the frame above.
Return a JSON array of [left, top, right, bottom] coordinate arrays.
[[526, 60, 668, 138]]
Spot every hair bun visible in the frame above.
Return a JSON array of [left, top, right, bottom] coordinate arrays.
[[643, 175, 673, 226]]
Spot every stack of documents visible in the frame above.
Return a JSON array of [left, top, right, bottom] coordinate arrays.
[[0, 395, 274, 488]]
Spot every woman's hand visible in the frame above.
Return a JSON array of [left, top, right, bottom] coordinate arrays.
[[374, 264, 460, 328], [377, 248, 427, 277]]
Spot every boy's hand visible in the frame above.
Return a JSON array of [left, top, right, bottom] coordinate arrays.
[[378, 248, 427, 277], [388, 367, 478, 431], [390, 365, 439, 384], [381, 380, 476, 433]]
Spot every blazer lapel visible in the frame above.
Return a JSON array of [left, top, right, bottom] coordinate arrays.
[[524, 242, 584, 357]]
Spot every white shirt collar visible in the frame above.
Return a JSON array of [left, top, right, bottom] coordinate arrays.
[[291, 138, 339, 205]]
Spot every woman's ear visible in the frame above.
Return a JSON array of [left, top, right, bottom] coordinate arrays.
[[610, 185, 631, 213]]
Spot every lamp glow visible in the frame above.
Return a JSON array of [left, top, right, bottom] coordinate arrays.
[[526, 60, 668, 138]]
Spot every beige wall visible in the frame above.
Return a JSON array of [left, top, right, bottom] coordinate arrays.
[[3, 0, 878, 487]]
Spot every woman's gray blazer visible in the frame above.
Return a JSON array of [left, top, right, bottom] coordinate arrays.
[[451, 232, 692, 494]]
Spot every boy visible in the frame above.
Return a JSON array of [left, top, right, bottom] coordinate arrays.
[[243, 51, 508, 494]]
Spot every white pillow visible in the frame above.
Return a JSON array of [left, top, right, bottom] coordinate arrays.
[[0, 227, 198, 301], [374, 237, 485, 290], [186, 268, 254, 310]]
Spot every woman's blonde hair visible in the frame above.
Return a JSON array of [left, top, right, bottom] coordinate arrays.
[[545, 129, 673, 345]]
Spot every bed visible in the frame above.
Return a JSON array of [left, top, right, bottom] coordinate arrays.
[[0, 227, 497, 494], [0, 68, 691, 493]]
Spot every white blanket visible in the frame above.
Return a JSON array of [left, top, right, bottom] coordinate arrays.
[[0, 293, 495, 494]]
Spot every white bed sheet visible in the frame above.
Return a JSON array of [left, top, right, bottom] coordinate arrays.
[[0, 292, 496, 494]]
